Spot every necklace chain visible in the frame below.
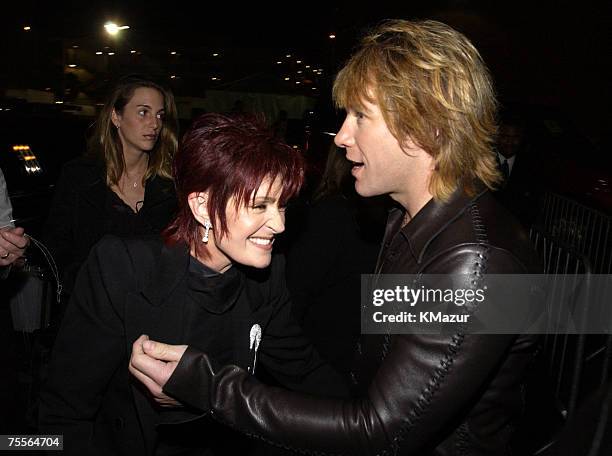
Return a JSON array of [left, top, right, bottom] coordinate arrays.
[[120, 159, 148, 193]]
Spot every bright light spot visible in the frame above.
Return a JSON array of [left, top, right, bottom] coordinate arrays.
[[312, 87, 317, 90], [286, 54, 291, 58], [297, 70, 302, 74], [295, 81, 301, 84], [305, 65, 310, 69], [276, 61, 282, 64], [104, 22, 119, 35], [68, 64, 77, 68], [72, 45, 79, 49], [170, 51, 177, 55], [211, 77, 217, 81], [329, 34, 336, 39], [107, 52, 115, 56], [104, 22, 129, 35], [212, 53, 219, 57], [296, 60, 302, 64], [55, 101, 64, 104], [23, 26, 31, 31], [96, 51, 103, 55], [170, 75, 176, 79], [130, 50, 136, 54], [284, 77, 290, 81]]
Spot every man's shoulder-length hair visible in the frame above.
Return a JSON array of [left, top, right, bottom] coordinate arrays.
[[333, 19, 502, 201]]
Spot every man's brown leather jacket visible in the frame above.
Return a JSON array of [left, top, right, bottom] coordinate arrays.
[[164, 186, 540, 455]]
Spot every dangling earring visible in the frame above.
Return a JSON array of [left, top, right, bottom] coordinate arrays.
[[202, 220, 212, 243]]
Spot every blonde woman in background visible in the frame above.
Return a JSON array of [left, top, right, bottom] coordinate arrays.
[[44, 75, 178, 304]]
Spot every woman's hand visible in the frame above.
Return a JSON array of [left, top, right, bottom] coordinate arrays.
[[129, 334, 188, 407]]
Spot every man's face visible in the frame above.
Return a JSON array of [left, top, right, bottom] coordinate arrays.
[[498, 124, 523, 159], [334, 99, 433, 207]]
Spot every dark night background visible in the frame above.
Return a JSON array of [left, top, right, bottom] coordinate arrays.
[[1, 1, 611, 452], [1, 1, 609, 146]]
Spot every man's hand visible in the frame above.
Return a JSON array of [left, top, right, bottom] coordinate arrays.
[[0, 227, 29, 267], [129, 334, 188, 407]]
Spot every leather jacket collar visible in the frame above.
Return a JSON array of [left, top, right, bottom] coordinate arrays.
[[381, 183, 489, 268]]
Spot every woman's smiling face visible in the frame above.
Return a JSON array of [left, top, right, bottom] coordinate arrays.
[[205, 176, 286, 273]]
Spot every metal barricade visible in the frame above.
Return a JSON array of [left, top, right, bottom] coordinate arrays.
[[539, 192, 612, 274]]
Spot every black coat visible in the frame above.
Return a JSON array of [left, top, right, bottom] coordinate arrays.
[[286, 194, 380, 376], [38, 236, 342, 455], [493, 150, 543, 228], [43, 157, 177, 296]]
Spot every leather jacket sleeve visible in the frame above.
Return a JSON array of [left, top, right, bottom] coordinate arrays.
[[163, 247, 533, 455]]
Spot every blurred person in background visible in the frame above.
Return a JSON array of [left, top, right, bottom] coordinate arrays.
[[43, 75, 179, 306], [494, 113, 541, 227]]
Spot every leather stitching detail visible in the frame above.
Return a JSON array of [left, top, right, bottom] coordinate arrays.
[[384, 332, 468, 455], [385, 203, 490, 453]]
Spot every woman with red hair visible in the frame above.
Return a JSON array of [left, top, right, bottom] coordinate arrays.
[[39, 113, 342, 455]]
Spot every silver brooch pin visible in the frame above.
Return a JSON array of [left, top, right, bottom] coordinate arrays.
[[248, 324, 262, 374]]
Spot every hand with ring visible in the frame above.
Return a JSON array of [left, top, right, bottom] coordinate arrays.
[[0, 226, 29, 267]]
